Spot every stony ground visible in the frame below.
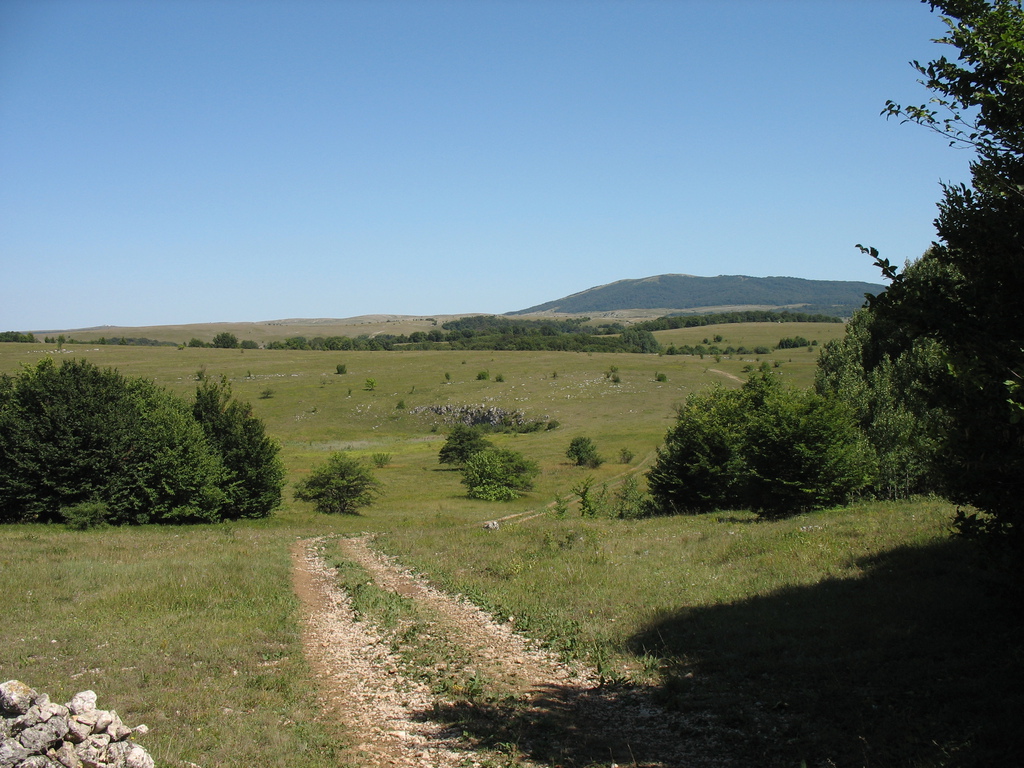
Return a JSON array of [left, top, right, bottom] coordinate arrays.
[[292, 535, 743, 768]]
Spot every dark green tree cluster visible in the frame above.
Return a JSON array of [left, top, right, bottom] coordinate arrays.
[[566, 436, 603, 468], [0, 359, 283, 525], [823, 0, 1024, 552], [647, 368, 875, 518]]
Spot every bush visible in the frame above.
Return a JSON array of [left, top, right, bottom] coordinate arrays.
[[372, 452, 392, 468], [0, 358, 238, 524], [461, 448, 539, 501], [647, 366, 875, 517], [192, 377, 285, 519], [293, 452, 382, 515], [438, 424, 492, 466], [566, 436, 603, 468], [336, 364, 347, 375], [62, 500, 109, 530]]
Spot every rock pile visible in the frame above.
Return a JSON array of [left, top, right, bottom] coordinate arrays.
[[1, 681, 154, 768]]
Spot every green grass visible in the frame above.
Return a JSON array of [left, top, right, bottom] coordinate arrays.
[[2, 329, 1022, 767]]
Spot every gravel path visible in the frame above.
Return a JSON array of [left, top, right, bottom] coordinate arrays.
[[293, 535, 738, 768]]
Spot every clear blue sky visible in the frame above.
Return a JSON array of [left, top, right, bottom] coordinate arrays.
[[1, 0, 972, 330]]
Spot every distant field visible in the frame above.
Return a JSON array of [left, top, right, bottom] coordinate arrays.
[[1, 323, 834, 514]]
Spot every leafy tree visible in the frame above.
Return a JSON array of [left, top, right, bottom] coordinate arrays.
[[647, 367, 874, 517], [192, 377, 284, 519], [293, 452, 382, 514], [816, 295, 950, 499], [861, 0, 1024, 549], [211, 332, 239, 349], [240, 339, 259, 349], [647, 386, 749, 514], [438, 424, 492, 466], [566, 436, 603, 468], [0, 358, 226, 524], [187, 337, 207, 348], [461, 448, 539, 501]]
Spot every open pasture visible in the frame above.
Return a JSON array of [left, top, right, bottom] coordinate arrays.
[[2, 326, 1020, 767]]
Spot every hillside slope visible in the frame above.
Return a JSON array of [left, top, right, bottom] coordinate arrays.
[[510, 274, 883, 317]]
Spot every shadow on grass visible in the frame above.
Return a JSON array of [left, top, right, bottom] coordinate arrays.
[[427, 538, 1023, 767], [629, 537, 1024, 767]]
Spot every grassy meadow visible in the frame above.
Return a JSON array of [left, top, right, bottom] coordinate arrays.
[[1, 320, 1020, 767]]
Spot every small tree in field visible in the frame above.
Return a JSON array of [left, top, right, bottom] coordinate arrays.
[[566, 436, 602, 468], [293, 452, 382, 515], [438, 424, 492, 466], [461, 448, 539, 501]]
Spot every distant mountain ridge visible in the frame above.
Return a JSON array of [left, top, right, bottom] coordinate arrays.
[[509, 274, 883, 317]]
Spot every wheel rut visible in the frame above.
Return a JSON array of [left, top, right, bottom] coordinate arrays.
[[292, 535, 739, 767]]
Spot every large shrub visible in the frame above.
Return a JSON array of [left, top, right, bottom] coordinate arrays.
[[461, 448, 539, 501], [293, 452, 382, 515], [0, 358, 283, 525], [192, 376, 284, 518], [438, 424, 492, 466], [647, 367, 875, 517]]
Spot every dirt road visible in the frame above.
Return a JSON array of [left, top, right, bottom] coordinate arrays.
[[293, 535, 737, 767]]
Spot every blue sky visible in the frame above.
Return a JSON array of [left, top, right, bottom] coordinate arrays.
[[1, 0, 972, 330]]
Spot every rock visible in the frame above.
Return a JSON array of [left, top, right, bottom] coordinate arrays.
[[65, 719, 92, 744], [124, 745, 154, 768], [104, 740, 132, 768], [92, 712, 113, 734], [0, 682, 36, 717], [50, 742, 81, 768], [65, 693, 96, 718], [19, 756, 61, 768], [0, 737, 30, 767], [18, 718, 70, 753], [483, 521, 500, 530]]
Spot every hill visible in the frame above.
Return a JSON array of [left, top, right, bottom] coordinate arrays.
[[509, 274, 883, 317]]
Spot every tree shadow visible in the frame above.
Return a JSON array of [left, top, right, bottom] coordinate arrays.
[[424, 538, 1023, 767], [628, 537, 1024, 767]]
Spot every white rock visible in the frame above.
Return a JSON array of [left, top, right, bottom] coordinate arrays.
[[66, 692, 97, 717]]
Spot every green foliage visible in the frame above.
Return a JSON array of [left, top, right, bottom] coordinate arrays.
[[461, 448, 539, 501], [192, 377, 285, 519], [61, 500, 109, 530], [364, 378, 377, 391], [240, 339, 259, 349], [816, 303, 949, 499], [654, 372, 668, 382], [187, 337, 207, 348], [372, 452, 393, 468], [336, 363, 347, 374], [566, 436, 603, 468], [211, 332, 239, 349], [0, 358, 227, 524], [293, 452, 382, 514], [438, 424, 493, 466], [619, 447, 635, 464], [476, 370, 490, 380], [648, 367, 875, 517], [860, 0, 1024, 551]]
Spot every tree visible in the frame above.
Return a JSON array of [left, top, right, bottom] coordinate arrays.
[[647, 367, 874, 517], [192, 377, 284, 519], [0, 358, 227, 524], [566, 436, 603, 468], [438, 424, 492, 466], [461, 448, 539, 501], [211, 332, 239, 349], [863, 0, 1024, 549], [293, 452, 382, 514]]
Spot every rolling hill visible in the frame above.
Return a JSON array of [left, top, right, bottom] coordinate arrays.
[[509, 274, 884, 317]]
